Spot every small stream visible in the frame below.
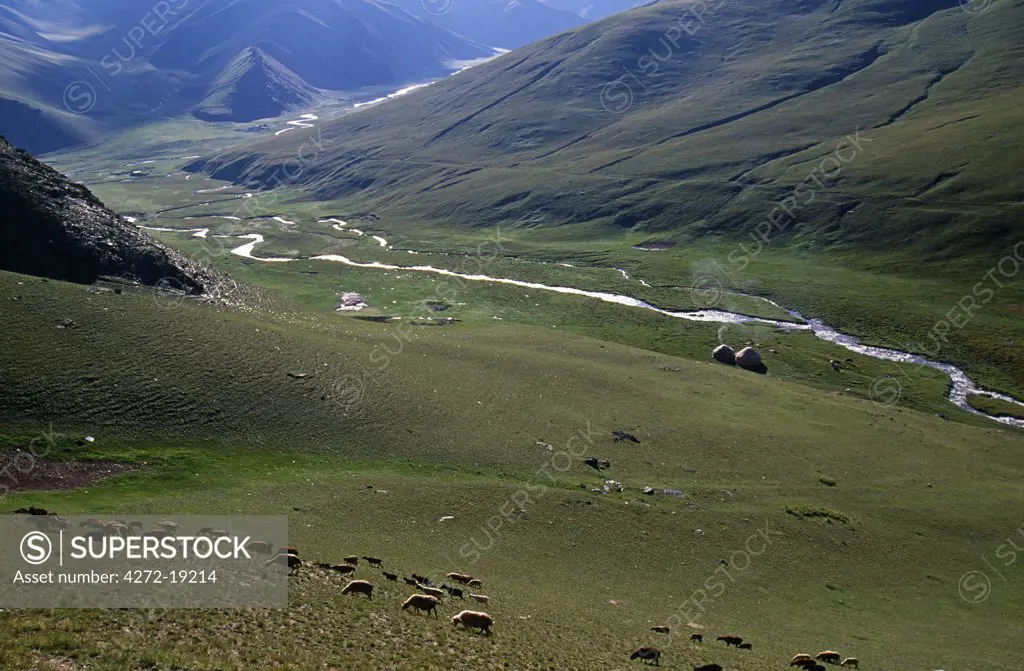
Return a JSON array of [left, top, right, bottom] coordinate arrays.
[[139, 225, 1024, 428]]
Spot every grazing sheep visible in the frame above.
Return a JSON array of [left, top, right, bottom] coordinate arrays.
[[157, 521, 178, 532], [343, 556, 359, 565], [341, 580, 374, 599], [690, 633, 703, 643], [738, 642, 752, 650], [629, 647, 660, 665], [791, 654, 814, 666], [651, 626, 670, 634], [197, 527, 215, 535], [402, 594, 440, 617], [79, 518, 103, 529], [816, 651, 841, 665], [467, 578, 483, 588], [840, 658, 858, 669], [106, 522, 133, 537], [693, 665, 722, 671], [246, 540, 276, 555], [450, 610, 493, 636], [807, 665, 827, 671], [362, 556, 383, 567], [412, 573, 432, 585], [331, 564, 356, 575], [403, 577, 419, 587], [383, 571, 398, 581], [445, 585, 465, 599], [265, 553, 302, 573], [446, 572, 472, 584], [717, 635, 743, 647], [470, 593, 489, 604], [418, 584, 446, 600], [47, 516, 71, 531]]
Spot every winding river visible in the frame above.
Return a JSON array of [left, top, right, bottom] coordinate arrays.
[[139, 225, 1024, 429]]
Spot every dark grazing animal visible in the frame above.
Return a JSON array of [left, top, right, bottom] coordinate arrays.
[[330, 564, 356, 575], [690, 633, 703, 643], [629, 647, 660, 665], [738, 642, 753, 650], [404, 577, 419, 586], [362, 556, 383, 567], [650, 626, 670, 634], [694, 665, 722, 671], [314, 562, 333, 570], [341, 580, 373, 599], [444, 585, 465, 599], [612, 430, 640, 443], [343, 556, 359, 565], [383, 571, 398, 581], [402, 594, 439, 617], [717, 635, 743, 647], [265, 553, 301, 572]]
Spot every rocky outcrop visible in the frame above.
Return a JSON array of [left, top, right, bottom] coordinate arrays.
[[735, 347, 762, 368], [713, 344, 736, 364], [0, 136, 225, 294]]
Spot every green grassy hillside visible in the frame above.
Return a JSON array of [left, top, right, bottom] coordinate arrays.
[[1, 268, 1023, 670]]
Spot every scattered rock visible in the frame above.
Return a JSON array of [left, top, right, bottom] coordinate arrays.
[[287, 372, 310, 379], [712, 344, 736, 364]]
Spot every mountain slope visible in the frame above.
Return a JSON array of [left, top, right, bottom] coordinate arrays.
[[0, 137, 223, 292], [193, 47, 322, 122], [384, 0, 585, 48], [189, 0, 1024, 260], [150, 0, 495, 91], [0, 0, 495, 152]]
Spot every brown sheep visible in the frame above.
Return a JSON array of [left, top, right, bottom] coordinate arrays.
[[402, 594, 440, 617], [690, 633, 703, 644], [650, 626, 670, 634], [717, 635, 743, 647], [362, 556, 383, 567], [629, 647, 660, 665], [467, 578, 483, 588], [446, 572, 472, 584], [815, 651, 841, 665], [791, 654, 814, 666], [694, 665, 722, 671], [840, 658, 858, 669], [344, 556, 359, 565], [470, 593, 489, 604], [738, 642, 752, 650], [341, 580, 374, 599], [450, 610, 493, 636]]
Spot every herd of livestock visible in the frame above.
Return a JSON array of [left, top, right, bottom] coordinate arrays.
[[629, 631, 860, 669], [16, 510, 864, 668]]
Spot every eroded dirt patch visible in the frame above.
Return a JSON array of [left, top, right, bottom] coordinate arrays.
[[0, 452, 136, 493]]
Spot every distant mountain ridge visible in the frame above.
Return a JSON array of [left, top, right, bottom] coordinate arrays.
[[194, 47, 322, 122], [0, 0, 498, 153]]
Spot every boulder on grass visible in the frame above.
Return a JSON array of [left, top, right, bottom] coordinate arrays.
[[735, 347, 762, 368], [712, 344, 736, 364]]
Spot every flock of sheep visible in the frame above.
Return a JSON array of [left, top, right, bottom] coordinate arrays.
[[274, 548, 495, 636], [629, 630, 860, 669]]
